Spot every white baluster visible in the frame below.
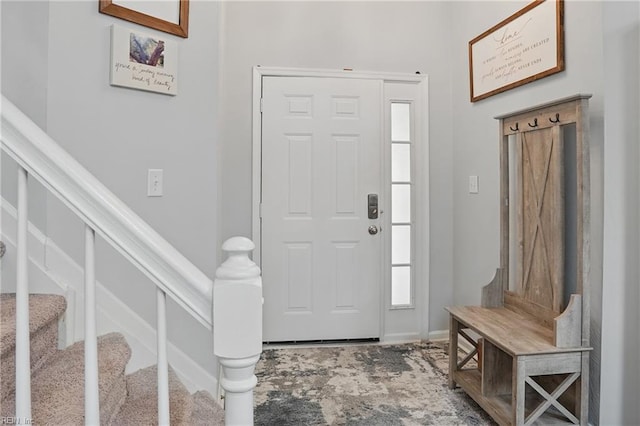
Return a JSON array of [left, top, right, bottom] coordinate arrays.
[[84, 225, 100, 424], [15, 166, 31, 421], [213, 237, 263, 426], [157, 288, 170, 426]]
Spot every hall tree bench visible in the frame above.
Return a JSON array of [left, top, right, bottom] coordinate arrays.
[[447, 95, 592, 426]]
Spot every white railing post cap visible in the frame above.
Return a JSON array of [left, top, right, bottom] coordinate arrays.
[[216, 237, 260, 281], [221, 236, 255, 253]]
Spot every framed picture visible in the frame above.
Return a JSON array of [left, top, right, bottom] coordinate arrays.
[[99, 0, 189, 38], [469, 0, 564, 102], [110, 24, 178, 96]]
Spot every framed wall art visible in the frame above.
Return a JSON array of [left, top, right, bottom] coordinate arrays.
[[469, 0, 564, 102], [100, 0, 189, 38], [110, 24, 178, 96]]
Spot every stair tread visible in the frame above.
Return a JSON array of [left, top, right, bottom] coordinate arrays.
[[112, 365, 193, 425], [1, 293, 67, 401], [190, 390, 224, 426], [0, 294, 66, 355], [1, 332, 132, 424]]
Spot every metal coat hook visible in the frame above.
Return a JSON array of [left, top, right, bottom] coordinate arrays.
[[528, 118, 538, 128], [549, 113, 560, 123], [510, 123, 519, 132]]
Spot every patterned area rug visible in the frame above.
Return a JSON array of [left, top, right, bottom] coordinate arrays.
[[254, 341, 495, 425]]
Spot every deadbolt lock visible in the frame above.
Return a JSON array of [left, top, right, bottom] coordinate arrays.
[[368, 194, 379, 219]]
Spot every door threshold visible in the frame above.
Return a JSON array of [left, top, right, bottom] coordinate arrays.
[[263, 337, 379, 349]]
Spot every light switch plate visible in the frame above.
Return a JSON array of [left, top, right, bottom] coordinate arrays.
[[469, 175, 479, 194], [148, 169, 163, 197]]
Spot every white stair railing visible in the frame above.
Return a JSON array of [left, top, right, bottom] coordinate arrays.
[[84, 225, 100, 424], [156, 287, 170, 425], [15, 165, 31, 421], [1, 95, 262, 425]]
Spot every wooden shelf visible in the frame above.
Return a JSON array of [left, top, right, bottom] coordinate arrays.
[[454, 368, 579, 426], [455, 369, 512, 426]]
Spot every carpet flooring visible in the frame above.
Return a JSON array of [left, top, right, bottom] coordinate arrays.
[[0, 294, 224, 425], [254, 341, 495, 425]]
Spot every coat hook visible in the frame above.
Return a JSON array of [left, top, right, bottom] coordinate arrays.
[[549, 113, 560, 123], [528, 118, 538, 128], [509, 123, 519, 132]]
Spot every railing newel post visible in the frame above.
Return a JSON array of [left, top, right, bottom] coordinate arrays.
[[213, 237, 263, 426]]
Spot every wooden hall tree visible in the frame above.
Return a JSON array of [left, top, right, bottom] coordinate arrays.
[[447, 95, 592, 426]]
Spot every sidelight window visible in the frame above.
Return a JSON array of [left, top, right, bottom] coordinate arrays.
[[390, 103, 413, 306]]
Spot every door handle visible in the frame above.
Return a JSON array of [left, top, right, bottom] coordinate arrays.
[[368, 225, 379, 235]]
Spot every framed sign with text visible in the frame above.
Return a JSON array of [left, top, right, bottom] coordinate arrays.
[[110, 24, 178, 96], [469, 0, 564, 102]]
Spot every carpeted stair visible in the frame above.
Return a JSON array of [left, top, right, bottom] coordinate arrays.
[[0, 293, 225, 425]]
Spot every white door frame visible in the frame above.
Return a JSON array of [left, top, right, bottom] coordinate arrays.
[[252, 66, 430, 340]]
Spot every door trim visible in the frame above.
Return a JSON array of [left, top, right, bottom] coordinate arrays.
[[252, 66, 430, 340]]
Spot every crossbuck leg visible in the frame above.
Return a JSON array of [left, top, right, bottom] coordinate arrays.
[[524, 373, 580, 425], [456, 329, 479, 370]]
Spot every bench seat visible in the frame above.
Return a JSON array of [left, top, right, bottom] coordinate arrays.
[[446, 306, 587, 356], [447, 304, 591, 426]]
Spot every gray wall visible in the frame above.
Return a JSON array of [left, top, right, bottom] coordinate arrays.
[[1, 0, 50, 231], [219, 1, 456, 332], [449, 1, 605, 422], [1, 0, 221, 373], [3, 1, 639, 423], [600, 2, 640, 425]]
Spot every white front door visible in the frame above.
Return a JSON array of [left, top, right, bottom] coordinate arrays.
[[261, 76, 383, 342]]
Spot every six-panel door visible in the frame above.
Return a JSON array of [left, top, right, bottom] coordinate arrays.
[[261, 76, 383, 342]]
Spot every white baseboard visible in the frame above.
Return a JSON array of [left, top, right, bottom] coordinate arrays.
[[427, 329, 449, 342], [1, 198, 217, 395], [381, 332, 421, 344]]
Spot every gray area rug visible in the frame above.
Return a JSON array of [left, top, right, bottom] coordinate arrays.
[[254, 341, 495, 425]]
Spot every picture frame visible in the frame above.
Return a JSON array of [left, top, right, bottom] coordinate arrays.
[[110, 24, 178, 96], [469, 0, 564, 102], [99, 0, 189, 38]]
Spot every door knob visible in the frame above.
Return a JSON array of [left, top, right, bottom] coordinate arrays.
[[368, 225, 379, 235]]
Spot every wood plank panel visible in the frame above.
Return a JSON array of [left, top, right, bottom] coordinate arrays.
[[482, 339, 512, 397], [519, 127, 564, 312]]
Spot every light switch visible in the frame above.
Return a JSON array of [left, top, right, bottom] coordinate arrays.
[[469, 175, 479, 194], [148, 169, 163, 197]]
